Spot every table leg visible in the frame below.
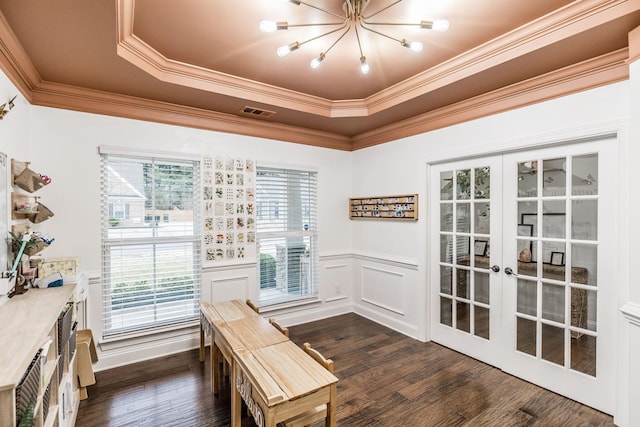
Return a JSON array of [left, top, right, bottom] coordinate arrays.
[[326, 383, 337, 427], [211, 341, 220, 394], [231, 360, 241, 427], [199, 323, 205, 362]]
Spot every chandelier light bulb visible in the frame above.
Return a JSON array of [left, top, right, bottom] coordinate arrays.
[[277, 45, 291, 57], [277, 42, 299, 57], [401, 39, 423, 52], [310, 53, 325, 69], [410, 41, 423, 52], [260, 20, 277, 33], [360, 56, 370, 74], [433, 19, 450, 32]]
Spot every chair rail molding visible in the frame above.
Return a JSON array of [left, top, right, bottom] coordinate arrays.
[[620, 302, 640, 327]]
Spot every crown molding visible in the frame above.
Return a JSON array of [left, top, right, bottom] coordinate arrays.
[[351, 49, 629, 150], [364, 0, 636, 115], [629, 25, 640, 64], [30, 80, 352, 151], [0, 8, 40, 99], [117, 0, 633, 119]]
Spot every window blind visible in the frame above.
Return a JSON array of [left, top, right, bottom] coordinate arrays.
[[256, 166, 318, 306], [100, 153, 202, 339]]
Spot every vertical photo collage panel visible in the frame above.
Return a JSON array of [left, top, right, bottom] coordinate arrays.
[[202, 156, 256, 263]]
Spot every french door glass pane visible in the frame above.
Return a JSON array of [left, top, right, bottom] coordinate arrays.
[[457, 170, 471, 199], [517, 317, 536, 356], [571, 288, 596, 332], [456, 203, 471, 233], [475, 202, 490, 234], [457, 270, 470, 299], [456, 301, 471, 332], [474, 272, 489, 304], [456, 236, 470, 264], [542, 203, 565, 239], [572, 200, 597, 240], [517, 279, 537, 316], [542, 283, 565, 322], [572, 244, 597, 287], [440, 266, 452, 295], [440, 235, 453, 263], [542, 158, 566, 197], [518, 161, 538, 197], [542, 324, 565, 366], [441, 171, 453, 200], [441, 297, 453, 326], [441, 204, 453, 232], [475, 306, 490, 339], [572, 154, 598, 196], [571, 335, 596, 376], [475, 167, 490, 198]]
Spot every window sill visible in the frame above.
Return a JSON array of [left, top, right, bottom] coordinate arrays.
[[100, 320, 199, 350]]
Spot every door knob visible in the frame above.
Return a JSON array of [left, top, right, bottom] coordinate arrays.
[[504, 267, 520, 277], [490, 265, 500, 272]]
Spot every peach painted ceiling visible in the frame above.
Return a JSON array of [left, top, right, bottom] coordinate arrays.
[[0, 0, 638, 150]]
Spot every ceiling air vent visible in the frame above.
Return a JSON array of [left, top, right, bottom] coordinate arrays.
[[240, 106, 276, 119]]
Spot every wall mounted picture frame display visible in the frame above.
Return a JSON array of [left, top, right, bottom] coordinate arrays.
[[349, 194, 418, 220], [202, 155, 256, 263]]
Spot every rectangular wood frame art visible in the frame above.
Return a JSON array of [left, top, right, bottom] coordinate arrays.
[[349, 194, 418, 220]]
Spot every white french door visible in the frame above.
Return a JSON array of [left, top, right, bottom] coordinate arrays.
[[429, 137, 617, 414], [429, 156, 504, 364]]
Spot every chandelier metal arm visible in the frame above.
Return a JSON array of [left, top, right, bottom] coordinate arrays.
[[359, 21, 402, 44], [321, 24, 352, 56], [294, 0, 347, 20], [354, 23, 365, 57], [361, 0, 403, 20], [282, 22, 346, 30], [362, 20, 420, 26], [297, 22, 350, 49]]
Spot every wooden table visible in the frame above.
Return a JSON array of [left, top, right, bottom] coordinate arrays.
[[200, 300, 338, 427]]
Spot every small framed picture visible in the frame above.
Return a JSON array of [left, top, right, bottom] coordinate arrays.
[[550, 251, 565, 266], [474, 240, 487, 257]]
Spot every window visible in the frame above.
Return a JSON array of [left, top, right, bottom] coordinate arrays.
[[256, 166, 318, 306], [110, 203, 129, 220], [100, 149, 201, 339]]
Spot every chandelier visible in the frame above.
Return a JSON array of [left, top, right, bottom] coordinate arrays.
[[260, 0, 449, 74]]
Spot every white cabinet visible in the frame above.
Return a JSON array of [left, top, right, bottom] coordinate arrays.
[[0, 285, 79, 427]]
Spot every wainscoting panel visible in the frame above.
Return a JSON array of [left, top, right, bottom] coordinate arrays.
[[360, 265, 406, 315], [323, 262, 350, 302], [209, 274, 250, 302], [352, 253, 421, 339]]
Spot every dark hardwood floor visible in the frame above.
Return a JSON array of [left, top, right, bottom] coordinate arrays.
[[76, 313, 614, 426]]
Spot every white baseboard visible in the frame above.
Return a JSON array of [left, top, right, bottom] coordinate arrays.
[[353, 302, 420, 340]]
